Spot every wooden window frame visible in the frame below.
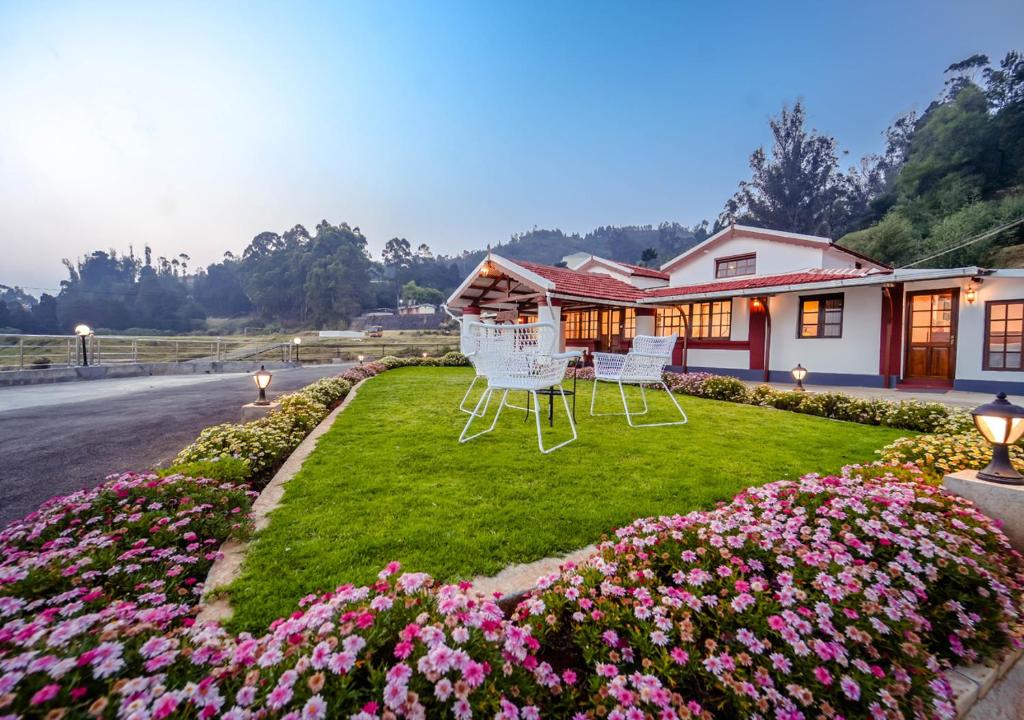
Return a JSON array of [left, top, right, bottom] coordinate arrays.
[[983, 299, 1024, 371], [690, 300, 732, 339], [797, 293, 844, 339], [715, 253, 756, 279]]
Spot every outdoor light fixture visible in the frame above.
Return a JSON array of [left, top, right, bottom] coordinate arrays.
[[791, 363, 808, 392], [751, 298, 763, 310], [253, 365, 273, 405], [422, 351, 429, 359], [971, 392, 1024, 484], [965, 285, 978, 304], [74, 324, 93, 366], [292, 336, 302, 362], [357, 354, 365, 365], [480, 260, 494, 277]]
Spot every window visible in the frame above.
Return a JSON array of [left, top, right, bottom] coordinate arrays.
[[799, 294, 844, 338], [715, 253, 756, 278], [985, 300, 1024, 371], [564, 309, 598, 339], [623, 308, 636, 339], [690, 301, 732, 339], [656, 307, 687, 337]]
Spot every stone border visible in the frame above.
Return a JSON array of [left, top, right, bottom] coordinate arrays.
[[197, 376, 370, 623]]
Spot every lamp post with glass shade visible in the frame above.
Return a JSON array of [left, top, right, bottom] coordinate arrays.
[[253, 365, 273, 406], [971, 393, 1024, 484], [292, 337, 302, 363], [791, 364, 807, 392], [357, 354, 365, 366], [74, 324, 93, 366]]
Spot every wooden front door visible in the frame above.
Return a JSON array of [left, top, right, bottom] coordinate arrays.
[[904, 289, 958, 382]]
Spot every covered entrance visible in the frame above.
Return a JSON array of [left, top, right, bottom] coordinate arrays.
[[904, 289, 958, 383]]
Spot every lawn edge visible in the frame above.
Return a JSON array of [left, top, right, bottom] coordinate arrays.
[[196, 375, 374, 623]]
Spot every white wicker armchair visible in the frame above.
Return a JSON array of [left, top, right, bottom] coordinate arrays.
[[459, 322, 580, 453], [590, 333, 687, 427]]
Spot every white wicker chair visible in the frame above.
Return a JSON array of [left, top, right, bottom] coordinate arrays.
[[590, 333, 687, 427], [455, 316, 489, 416], [459, 322, 580, 453]]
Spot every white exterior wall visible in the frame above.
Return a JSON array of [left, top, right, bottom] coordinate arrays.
[[668, 236, 826, 286], [768, 285, 883, 377], [687, 348, 749, 369]]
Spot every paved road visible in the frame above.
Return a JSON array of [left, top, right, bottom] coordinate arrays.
[[0, 365, 347, 526]]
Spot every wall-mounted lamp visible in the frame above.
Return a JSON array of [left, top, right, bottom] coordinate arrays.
[[965, 285, 978, 304], [751, 297, 764, 310]]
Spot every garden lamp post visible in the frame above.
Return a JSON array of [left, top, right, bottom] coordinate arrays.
[[293, 337, 302, 362], [971, 392, 1024, 484], [422, 351, 429, 359], [791, 363, 807, 392], [253, 365, 273, 405], [357, 354, 365, 365], [75, 324, 93, 366]]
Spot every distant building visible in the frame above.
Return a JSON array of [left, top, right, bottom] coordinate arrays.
[[398, 303, 437, 316]]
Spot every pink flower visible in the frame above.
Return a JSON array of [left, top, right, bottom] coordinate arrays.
[[30, 684, 60, 705]]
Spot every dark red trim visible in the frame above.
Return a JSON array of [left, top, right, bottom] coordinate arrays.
[[634, 307, 656, 317], [878, 283, 903, 380], [748, 299, 767, 370]]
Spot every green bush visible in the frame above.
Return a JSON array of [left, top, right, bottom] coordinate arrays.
[[441, 350, 470, 366], [699, 375, 749, 402], [157, 456, 252, 483]]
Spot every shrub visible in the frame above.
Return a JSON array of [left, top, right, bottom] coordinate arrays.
[[157, 456, 252, 483], [512, 467, 1024, 719], [699, 374, 750, 402], [878, 431, 1024, 481], [442, 350, 470, 366], [665, 372, 973, 433]]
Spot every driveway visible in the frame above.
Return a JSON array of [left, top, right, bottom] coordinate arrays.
[[0, 364, 347, 527]]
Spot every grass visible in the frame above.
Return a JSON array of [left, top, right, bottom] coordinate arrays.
[[227, 366, 910, 630]]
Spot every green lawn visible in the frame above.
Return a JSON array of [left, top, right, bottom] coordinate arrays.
[[227, 366, 910, 630]]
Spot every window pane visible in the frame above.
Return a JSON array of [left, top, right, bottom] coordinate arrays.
[[1010, 304, 1024, 320], [993, 304, 1007, 320], [1007, 353, 1021, 369], [991, 353, 1006, 368], [913, 294, 932, 309]]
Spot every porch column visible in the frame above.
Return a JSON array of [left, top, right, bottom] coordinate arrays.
[[460, 306, 481, 351], [635, 308, 656, 337], [537, 298, 564, 352]]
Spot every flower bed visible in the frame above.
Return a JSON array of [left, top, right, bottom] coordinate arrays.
[[0, 472, 254, 716], [879, 431, 1024, 481], [2, 464, 1021, 718], [173, 363, 388, 485], [664, 371, 974, 434]]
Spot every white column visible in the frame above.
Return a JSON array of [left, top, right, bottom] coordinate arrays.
[[460, 307, 481, 353], [537, 303, 564, 352], [635, 311, 655, 337]]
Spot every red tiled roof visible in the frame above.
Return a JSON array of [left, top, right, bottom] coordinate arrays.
[[514, 260, 648, 303], [614, 261, 670, 280], [643, 269, 888, 299]]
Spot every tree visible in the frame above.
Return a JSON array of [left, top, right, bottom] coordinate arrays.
[[400, 281, 444, 306], [640, 248, 658, 266], [382, 237, 413, 269], [720, 101, 847, 236]]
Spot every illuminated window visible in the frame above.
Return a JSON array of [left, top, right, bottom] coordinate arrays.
[[624, 308, 636, 339], [564, 309, 598, 339], [985, 300, 1024, 370], [690, 301, 732, 339], [798, 294, 844, 338], [715, 254, 756, 278], [656, 307, 687, 336]]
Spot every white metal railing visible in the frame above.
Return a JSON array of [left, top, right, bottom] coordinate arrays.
[[0, 334, 294, 371]]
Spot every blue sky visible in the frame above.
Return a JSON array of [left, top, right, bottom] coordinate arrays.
[[1, 0, 1022, 289]]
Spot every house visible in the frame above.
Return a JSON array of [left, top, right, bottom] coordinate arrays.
[[398, 303, 438, 316], [445, 224, 1024, 393]]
